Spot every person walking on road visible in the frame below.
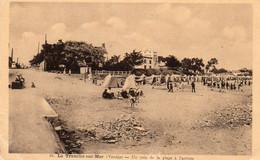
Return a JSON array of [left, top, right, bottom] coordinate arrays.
[[191, 81, 196, 93]]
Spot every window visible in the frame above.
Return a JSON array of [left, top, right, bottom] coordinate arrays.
[[149, 66, 151, 69], [149, 60, 152, 64], [144, 65, 146, 69], [144, 59, 146, 63]]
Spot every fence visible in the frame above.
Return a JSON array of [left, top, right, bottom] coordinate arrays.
[[92, 70, 131, 76]]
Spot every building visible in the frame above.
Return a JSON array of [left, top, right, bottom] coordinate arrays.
[[135, 50, 158, 69], [95, 43, 108, 62]]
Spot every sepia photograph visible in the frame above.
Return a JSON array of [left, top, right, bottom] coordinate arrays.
[[6, 1, 253, 157]]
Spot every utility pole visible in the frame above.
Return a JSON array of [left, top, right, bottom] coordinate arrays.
[[45, 34, 47, 44], [38, 42, 40, 54], [44, 34, 47, 71], [11, 48, 13, 62], [8, 43, 10, 56]]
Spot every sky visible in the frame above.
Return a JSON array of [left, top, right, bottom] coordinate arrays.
[[9, 2, 252, 70]]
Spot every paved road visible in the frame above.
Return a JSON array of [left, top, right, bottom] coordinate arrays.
[[9, 69, 60, 153]]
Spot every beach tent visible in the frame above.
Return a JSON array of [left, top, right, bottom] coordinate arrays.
[[102, 74, 112, 87], [88, 73, 93, 80], [140, 74, 146, 80], [148, 74, 155, 84], [103, 74, 126, 88], [136, 74, 146, 84], [170, 74, 175, 82], [122, 75, 136, 90]]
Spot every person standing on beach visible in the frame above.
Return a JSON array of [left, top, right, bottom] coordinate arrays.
[[226, 81, 229, 90], [168, 82, 173, 92], [191, 81, 195, 93]]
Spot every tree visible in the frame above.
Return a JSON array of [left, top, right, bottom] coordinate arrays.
[[29, 40, 107, 72], [181, 58, 192, 71], [165, 55, 181, 69], [120, 50, 143, 71], [158, 56, 165, 63], [191, 58, 205, 73], [212, 68, 228, 74], [103, 55, 121, 70], [206, 58, 218, 72], [239, 68, 249, 72]]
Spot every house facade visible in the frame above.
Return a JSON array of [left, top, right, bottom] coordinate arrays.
[[135, 50, 159, 69]]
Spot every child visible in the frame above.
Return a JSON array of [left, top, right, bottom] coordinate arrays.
[[129, 94, 136, 107], [31, 82, 36, 88]]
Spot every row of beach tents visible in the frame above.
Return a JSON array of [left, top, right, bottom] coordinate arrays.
[[100, 73, 252, 89]]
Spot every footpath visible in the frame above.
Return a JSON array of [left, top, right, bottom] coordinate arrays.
[[9, 71, 61, 153]]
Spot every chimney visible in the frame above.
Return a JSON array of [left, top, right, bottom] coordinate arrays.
[[102, 43, 106, 49]]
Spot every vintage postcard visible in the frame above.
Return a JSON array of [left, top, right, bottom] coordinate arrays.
[[1, 0, 260, 160]]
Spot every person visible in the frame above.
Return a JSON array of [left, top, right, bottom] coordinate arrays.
[[234, 83, 236, 90], [15, 75, 21, 82], [121, 90, 128, 99], [143, 77, 146, 85], [69, 69, 71, 76], [63, 68, 66, 74], [129, 88, 135, 97], [31, 82, 35, 88], [129, 94, 136, 107], [15, 74, 25, 87], [107, 87, 114, 99], [213, 82, 216, 88], [135, 89, 140, 103], [221, 81, 225, 89], [167, 81, 170, 90], [168, 82, 173, 92], [139, 89, 144, 96], [226, 81, 229, 90], [116, 91, 121, 99], [102, 89, 108, 99], [238, 82, 241, 90], [191, 81, 195, 93]]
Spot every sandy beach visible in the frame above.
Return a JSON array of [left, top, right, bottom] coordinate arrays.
[[9, 69, 252, 155]]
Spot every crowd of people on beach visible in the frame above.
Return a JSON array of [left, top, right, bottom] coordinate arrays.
[[202, 78, 251, 91], [99, 73, 252, 107]]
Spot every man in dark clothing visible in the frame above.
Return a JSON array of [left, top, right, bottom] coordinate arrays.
[[168, 82, 173, 92], [221, 81, 225, 89], [107, 87, 114, 99], [121, 90, 128, 99], [191, 81, 195, 93], [102, 89, 108, 99], [226, 82, 229, 89], [129, 88, 135, 97]]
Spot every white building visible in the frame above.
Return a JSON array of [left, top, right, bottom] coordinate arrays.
[[135, 50, 158, 69]]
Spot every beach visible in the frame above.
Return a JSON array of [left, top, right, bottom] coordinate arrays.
[[9, 69, 252, 154]]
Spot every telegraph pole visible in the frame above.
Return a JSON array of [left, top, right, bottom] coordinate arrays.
[[45, 34, 47, 44], [11, 48, 13, 62], [38, 42, 40, 54]]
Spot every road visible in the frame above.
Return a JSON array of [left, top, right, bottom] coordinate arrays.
[[9, 69, 61, 153]]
